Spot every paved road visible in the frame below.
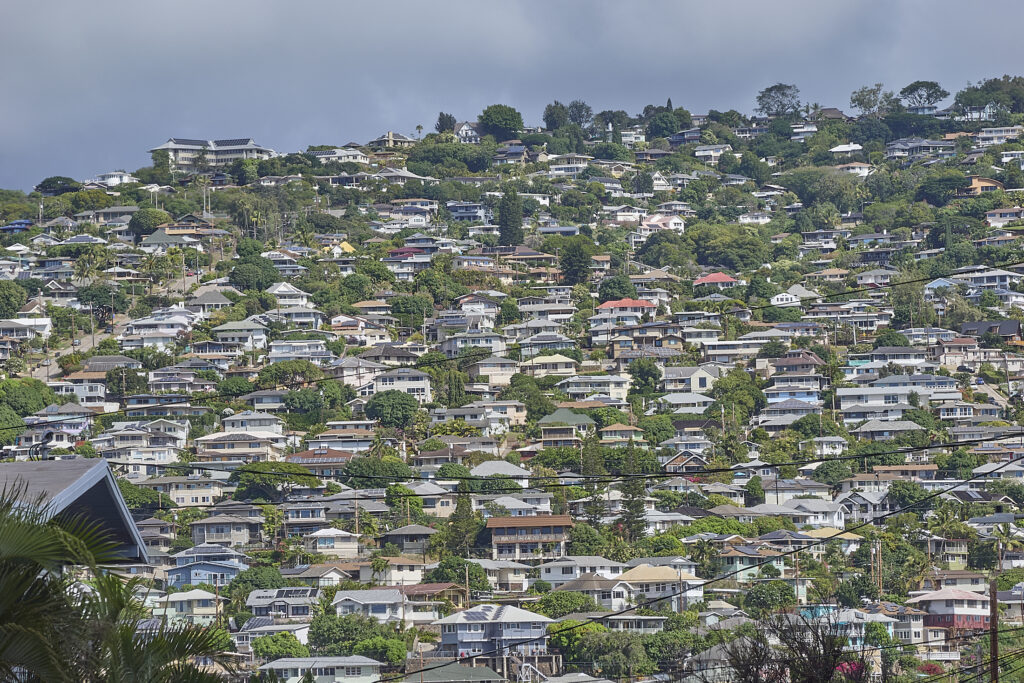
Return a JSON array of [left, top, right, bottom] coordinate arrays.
[[974, 381, 1009, 409]]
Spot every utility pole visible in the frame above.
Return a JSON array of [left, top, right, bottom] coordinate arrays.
[[465, 562, 471, 607], [991, 579, 1000, 683]]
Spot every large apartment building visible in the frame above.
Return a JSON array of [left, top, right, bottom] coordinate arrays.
[[149, 138, 276, 172]]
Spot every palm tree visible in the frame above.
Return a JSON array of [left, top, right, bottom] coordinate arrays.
[[993, 523, 1023, 569], [690, 539, 717, 577], [0, 487, 235, 681]]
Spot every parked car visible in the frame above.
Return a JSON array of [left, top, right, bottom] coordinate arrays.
[[72, 339, 82, 347]]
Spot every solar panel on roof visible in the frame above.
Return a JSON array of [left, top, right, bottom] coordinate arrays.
[[213, 138, 254, 147]]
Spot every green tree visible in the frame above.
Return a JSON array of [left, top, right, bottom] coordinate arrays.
[[478, 104, 523, 140], [229, 462, 321, 502], [559, 242, 591, 286], [105, 368, 148, 397], [117, 478, 175, 511], [342, 456, 412, 489], [352, 636, 406, 665], [425, 556, 489, 591], [498, 189, 524, 246], [628, 358, 662, 396], [228, 566, 287, 595], [598, 275, 637, 303], [887, 480, 933, 512], [568, 100, 593, 128], [873, 328, 909, 348], [745, 476, 766, 505], [435, 112, 457, 134], [535, 591, 600, 618], [252, 631, 309, 659], [744, 580, 796, 615], [35, 176, 82, 195], [127, 208, 171, 238], [543, 101, 570, 131], [365, 390, 419, 429], [0, 489, 234, 681], [646, 111, 680, 139], [0, 281, 28, 319], [899, 80, 950, 108], [755, 83, 801, 117]]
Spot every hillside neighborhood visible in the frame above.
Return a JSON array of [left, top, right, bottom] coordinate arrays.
[[12, 78, 1024, 681]]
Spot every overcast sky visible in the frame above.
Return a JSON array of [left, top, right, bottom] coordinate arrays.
[[2, 0, 1021, 190]]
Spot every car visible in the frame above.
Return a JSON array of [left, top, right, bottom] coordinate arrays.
[[957, 366, 973, 373], [104, 326, 114, 334], [40, 359, 51, 366], [976, 378, 986, 385], [72, 339, 81, 347]]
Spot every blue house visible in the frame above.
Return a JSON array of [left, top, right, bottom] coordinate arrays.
[[167, 542, 249, 588], [0, 219, 33, 234]]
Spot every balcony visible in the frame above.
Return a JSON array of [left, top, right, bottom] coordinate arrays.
[[492, 534, 566, 544]]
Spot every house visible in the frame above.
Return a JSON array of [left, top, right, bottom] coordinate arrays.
[[247, 587, 320, 620], [190, 514, 263, 547], [553, 574, 635, 611], [381, 524, 437, 554], [907, 588, 991, 630], [257, 656, 381, 683], [694, 272, 741, 290], [435, 604, 552, 658], [369, 368, 432, 404], [617, 564, 704, 610], [167, 543, 249, 588], [466, 559, 531, 592], [153, 589, 222, 627], [304, 528, 360, 559], [486, 515, 573, 562], [694, 144, 732, 164], [537, 556, 626, 588]]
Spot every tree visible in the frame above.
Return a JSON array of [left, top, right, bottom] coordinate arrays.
[[617, 442, 649, 544], [559, 242, 591, 285], [35, 176, 82, 195], [229, 257, 279, 292], [478, 104, 523, 141], [567, 100, 593, 128], [308, 612, 396, 657], [342, 456, 412, 489], [0, 281, 27, 319], [117, 478, 174, 511], [646, 111, 680, 139], [365, 390, 419, 429], [598, 275, 636, 303], [0, 489, 234, 681], [887, 480, 932, 512], [628, 358, 661, 396], [425, 556, 489, 591], [228, 566, 287, 595], [811, 460, 853, 488], [900, 80, 950, 108], [744, 580, 796, 615], [105, 368, 148, 397], [435, 112, 457, 134], [745, 476, 766, 505], [229, 462, 321, 502], [498, 189, 524, 246], [252, 631, 309, 659], [352, 636, 406, 665], [127, 208, 171, 238], [873, 328, 909, 348], [849, 83, 899, 118], [755, 83, 801, 117], [543, 101, 570, 131], [535, 591, 600, 618], [633, 171, 653, 194], [443, 492, 481, 556]]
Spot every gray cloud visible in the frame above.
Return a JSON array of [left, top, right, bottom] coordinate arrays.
[[1, 0, 1020, 189]]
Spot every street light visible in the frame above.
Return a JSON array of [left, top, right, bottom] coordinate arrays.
[[27, 435, 52, 461]]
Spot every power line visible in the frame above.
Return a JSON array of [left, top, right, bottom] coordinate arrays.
[[369, 451, 1024, 683]]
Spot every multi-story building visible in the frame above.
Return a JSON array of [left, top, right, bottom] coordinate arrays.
[[149, 137, 276, 172], [486, 515, 573, 562]]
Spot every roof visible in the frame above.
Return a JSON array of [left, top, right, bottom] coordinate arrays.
[[382, 524, 437, 536], [907, 588, 990, 603], [485, 515, 573, 528], [619, 564, 699, 582], [0, 459, 146, 563], [400, 663, 504, 683], [434, 603, 551, 624], [596, 298, 656, 309], [260, 656, 381, 670]]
